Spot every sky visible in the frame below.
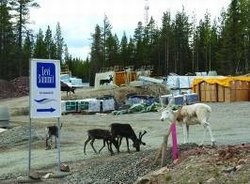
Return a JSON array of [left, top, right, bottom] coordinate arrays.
[[28, 0, 231, 60]]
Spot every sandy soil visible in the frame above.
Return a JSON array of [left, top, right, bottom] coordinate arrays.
[[0, 88, 250, 183]]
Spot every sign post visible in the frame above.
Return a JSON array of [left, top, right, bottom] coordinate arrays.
[[29, 59, 61, 176]]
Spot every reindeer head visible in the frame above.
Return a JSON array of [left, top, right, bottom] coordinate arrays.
[[133, 130, 147, 151], [71, 87, 76, 94], [160, 108, 175, 122], [111, 137, 119, 151]]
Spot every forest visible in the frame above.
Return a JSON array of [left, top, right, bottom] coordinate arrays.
[[0, 0, 249, 86]]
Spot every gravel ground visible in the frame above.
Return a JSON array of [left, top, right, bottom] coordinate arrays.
[[0, 94, 250, 183]]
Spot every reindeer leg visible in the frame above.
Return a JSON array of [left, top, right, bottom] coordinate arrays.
[[186, 125, 190, 143], [49, 137, 52, 149], [182, 123, 188, 144], [112, 137, 119, 154], [200, 124, 207, 146], [202, 122, 215, 146], [126, 138, 130, 153], [54, 136, 57, 149], [117, 137, 122, 153], [45, 135, 50, 149], [46, 134, 52, 149], [107, 140, 114, 156], [118, 137, 122, 147], [84, 137, 91, 155], [99, 139, 106, 153], [90, 139, 97, 153]]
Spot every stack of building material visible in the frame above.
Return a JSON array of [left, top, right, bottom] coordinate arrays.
[[192, 76, 250, 102], [62, 96, 116, 114], [61, 100, 79, 114], [184, 93, 199, 104], [115, 70, 137, 86], [160, 93, 198, 106]]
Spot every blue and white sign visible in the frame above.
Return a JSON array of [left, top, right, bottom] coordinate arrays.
[[30, 59, 61, 118]]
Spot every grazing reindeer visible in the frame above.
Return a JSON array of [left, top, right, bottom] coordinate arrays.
[[160, 103, 215, 145], [110, 123, 147, 153], [45, 123, 62, 149], [84, 129, 119, 156], [61, 81, 75, 96], [155, 103, 215, 167]]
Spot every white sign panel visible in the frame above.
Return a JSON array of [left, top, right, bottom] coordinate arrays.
[[30, 59, 61, 118]]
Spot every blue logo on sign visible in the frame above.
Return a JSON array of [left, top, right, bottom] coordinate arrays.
[[37, 62, 56, 88]]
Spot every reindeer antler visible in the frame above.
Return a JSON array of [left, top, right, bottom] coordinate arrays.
[[139, 130, 147, 140]]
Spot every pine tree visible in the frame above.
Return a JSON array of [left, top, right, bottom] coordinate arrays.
[[44, 26, 54, 59], [90, 24, 103, 86], [54, 22, 64, 62], [172, 8, 192, 74], [33, 29, 46, 58], [134, 21, 144, 68], [144, 17, 159, 68], [0, 0, 17, 79], [103, 15, 112, 68], [10, 0, 39, 76], [120, 32, 128, 67], [160, 11, 173, 75], [106, 33, 120, 67], [23, 31, 33, 76]]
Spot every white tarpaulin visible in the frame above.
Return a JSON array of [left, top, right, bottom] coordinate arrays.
[[165, 76, 196, 89]]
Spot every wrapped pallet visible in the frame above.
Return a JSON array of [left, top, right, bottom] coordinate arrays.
[[78, 98, 101, 113], [63, 100, 79, 113], [102, 98, 115, 112], [184, 93, 199, 105]]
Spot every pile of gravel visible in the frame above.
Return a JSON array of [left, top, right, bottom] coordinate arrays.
[[0, 125, 39, 148], [63, 149, 160, 184], [50, 144, 198, 183]]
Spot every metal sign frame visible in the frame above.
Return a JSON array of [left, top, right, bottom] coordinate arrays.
[[30, 59, 61, 118], [28, 58, 61, 176]]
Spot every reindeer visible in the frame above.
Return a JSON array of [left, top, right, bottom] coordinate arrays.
[[160, 103, 215, 145], [99, 75, 113, 85], [155, 102, 215, 166], [45, 123, 62, 149], [110, 123, 147, 153], [61, 81, 75, 96], [84, 128, 119, 156]]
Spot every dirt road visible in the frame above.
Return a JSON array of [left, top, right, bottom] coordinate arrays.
[[0, 96, 250, 183]]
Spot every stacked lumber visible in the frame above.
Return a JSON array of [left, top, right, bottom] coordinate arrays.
[[192, 76, 250, 102]]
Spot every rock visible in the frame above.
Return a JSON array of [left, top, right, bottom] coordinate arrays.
[[237, 159, 247, 165], [60, 163, 70, 172], [134, 167, 170, 184], [222, 166, 236, 173], [236, 164, 244, 171], [29, 172, 41, 180], [42, 173, 55, 179], [206, 177, 216, 183]]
